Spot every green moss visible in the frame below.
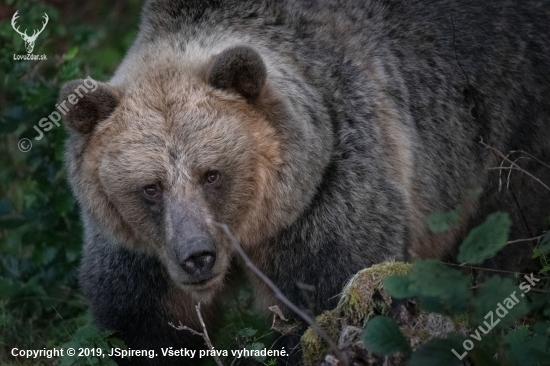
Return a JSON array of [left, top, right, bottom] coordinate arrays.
[[300, 311, 340, 366], [338, 262, 412, 325], [301, 262, 412, 365], [415, 329, 431, 342]]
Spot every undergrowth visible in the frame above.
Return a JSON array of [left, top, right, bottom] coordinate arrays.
[[362, 210, 550, 366], [0, 1, 139, 364]]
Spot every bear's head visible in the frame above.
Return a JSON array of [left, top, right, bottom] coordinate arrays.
[[60, 44, 332, 300]]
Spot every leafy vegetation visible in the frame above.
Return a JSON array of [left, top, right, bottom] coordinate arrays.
[[363, 210, 550, 366], [361, 316, 411, 356], [1, 0, 140, 364]]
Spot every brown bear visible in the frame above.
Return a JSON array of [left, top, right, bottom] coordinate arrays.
[[59, 0, 550, 364]]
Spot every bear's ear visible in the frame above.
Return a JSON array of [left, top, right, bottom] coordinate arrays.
[[207, 46, 267, 101], [58, 79, 120, 135]]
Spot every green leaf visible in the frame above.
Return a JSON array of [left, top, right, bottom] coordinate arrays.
[[384, 260, 471, 314], [529, 322, 550, 360], [532, 232, 550, 259], [361, 316, 411, 356], [533, 322, 550, 339], [63, 46, 79, 61], [108, 336, 127, 350], [73, 325, 102, 341], [503, 325, 529, 343], [469, 345, 501, 366], [503, 327, 532, 366], [407, 337, 464, 366], [426, 205, 461, 233], [237, 327, 258, 337], [245, 342, 266, 361], [458, 212, 511, 264], [501, 322, 550, 365], [409, 260, 470, 300], [383, 275, 415, 298], [418, 296, 447, 314], [472, 276, 529, 329]]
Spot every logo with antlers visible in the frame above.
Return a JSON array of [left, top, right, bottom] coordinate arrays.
[[11, 11, 49, 54]]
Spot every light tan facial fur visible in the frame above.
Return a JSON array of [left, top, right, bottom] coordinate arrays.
[[65, 53, 285, 299]]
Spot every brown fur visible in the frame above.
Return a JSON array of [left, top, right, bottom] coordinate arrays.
[[63, 1, 550, 364]]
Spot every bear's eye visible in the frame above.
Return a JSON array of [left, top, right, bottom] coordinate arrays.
[[204, 171, 221, 185], [142, 184, 162, 200]]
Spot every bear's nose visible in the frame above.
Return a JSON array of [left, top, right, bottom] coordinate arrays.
[[181, 251, 216, 278], [177, 238, 216, 282]]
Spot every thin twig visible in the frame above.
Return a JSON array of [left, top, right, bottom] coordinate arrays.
[[211, 221, 348, 365], [498, 155, 530, 192], [446, 262, 550, 279], [506, 234, 546, 245], [169, 321, 202, 337], [506, 157, 531, 191], [169, 303, 224, 366], [481, 139, 550, 192], [470, 284, 548, 293], [487, 167, 550, 192], [502, 151, 550, 192], [498, 150, 516, 192], [195, 303, 223, 366], [504, 150, 550, 171]]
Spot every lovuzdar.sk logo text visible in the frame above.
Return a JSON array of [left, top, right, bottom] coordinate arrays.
[[11, 11, 48, 61]]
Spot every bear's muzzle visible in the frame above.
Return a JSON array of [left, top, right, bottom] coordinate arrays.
[[175, 237, 216, 283]]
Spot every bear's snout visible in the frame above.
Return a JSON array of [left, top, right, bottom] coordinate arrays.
[[175, 237, 217, 283], [165, 201, 219, 285]]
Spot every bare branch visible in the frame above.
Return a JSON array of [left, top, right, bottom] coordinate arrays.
[[505, 157, 530, 191], [169, 302, 224, 366], [195, 303, 223, 366], [169, 321, 203, 337], [211, 221, 348, 365], [506, 233, 546, 245], [448, 262, 550, 279], [497, 153, 530, 192], [504, 149, 550, 171], [487, 167, 550, 192], [481, 139, 550, 192]]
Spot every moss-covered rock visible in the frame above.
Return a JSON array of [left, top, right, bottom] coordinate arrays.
[[337, 262, 412, 325], [300, 261, 468, 366], [301, 311, 341, 366]]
